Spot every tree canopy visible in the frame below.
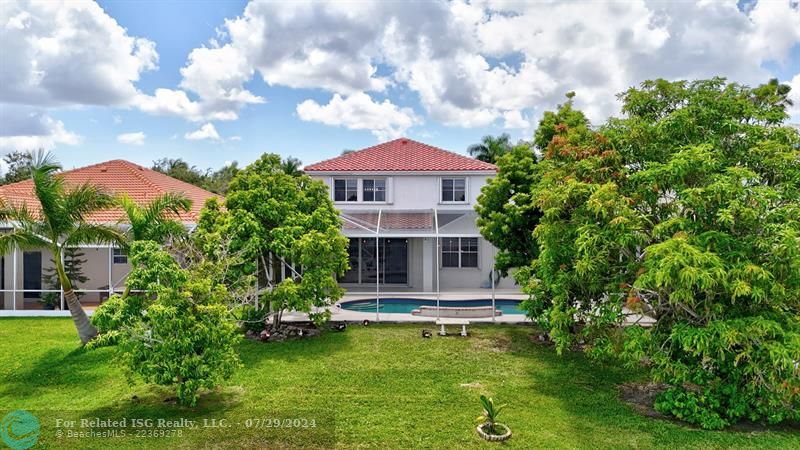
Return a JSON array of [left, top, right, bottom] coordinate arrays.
[[481, 78, 800, 429], [152, 156, 302, 194], [196, 153, 348, 328]]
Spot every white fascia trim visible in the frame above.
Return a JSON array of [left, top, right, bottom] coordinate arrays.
[[305, 170, 496, 176]]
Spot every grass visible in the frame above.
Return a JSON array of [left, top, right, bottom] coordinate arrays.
[[1, 318, 798, 449]]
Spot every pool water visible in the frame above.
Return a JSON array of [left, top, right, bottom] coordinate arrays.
[[339, 298, 526, 315]]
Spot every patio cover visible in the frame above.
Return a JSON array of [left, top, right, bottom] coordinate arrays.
[[339, 209, 481, 237]]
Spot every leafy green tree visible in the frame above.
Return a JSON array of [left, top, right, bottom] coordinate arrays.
[[206, 162, 240, 194], [93, 241, 241, 406], [498, 79, 800, 429], [476, 144, 542, 275], [151, 158, 208, 187], [1, 150, 36, 184], [196, 154, 349, 329], [0, 155, 126, 344], [468, 133, 513, 164]]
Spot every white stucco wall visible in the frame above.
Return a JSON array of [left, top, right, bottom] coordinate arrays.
[[307, 173, 492, 211], [307, 171, 519, 293]]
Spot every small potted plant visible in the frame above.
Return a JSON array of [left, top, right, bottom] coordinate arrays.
[[476, 395, 511, 441]]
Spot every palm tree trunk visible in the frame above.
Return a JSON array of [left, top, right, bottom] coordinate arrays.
[[64, 288, 98, 344], [55, 250, 97, 344]]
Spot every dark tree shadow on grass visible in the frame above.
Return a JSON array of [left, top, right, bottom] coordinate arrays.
[[0, 346, 110, 400]]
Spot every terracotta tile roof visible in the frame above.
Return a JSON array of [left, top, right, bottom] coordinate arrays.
[[304, 138, 497, 172], [0, 159, 220, 224]]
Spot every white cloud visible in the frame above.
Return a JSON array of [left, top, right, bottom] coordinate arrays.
[[788, 73, 800, 121], [179, 0, 800, 130], [3, 0, 799, 144], [117, 131, 145, 145], [229, 135, 242, 141], [184, 123, 220, 141], [0, 106, 81, 150], [297, 92, 420, 140], [0, 0, 158, 107]]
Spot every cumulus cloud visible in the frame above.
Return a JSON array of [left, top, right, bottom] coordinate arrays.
[[184, 123, 220, 141], [297, 92, 420, 140], [0, 0, 154, 149], [117, 131, 145, 145], [3, 0, 799, 145], [183, 0, 800, 131], [0, 105, 81, 150], [0, 0, 158, 107], [788, 73, 800, 121]]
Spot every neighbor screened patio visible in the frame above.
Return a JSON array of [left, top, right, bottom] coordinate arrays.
[[0, 242, 132, 312]]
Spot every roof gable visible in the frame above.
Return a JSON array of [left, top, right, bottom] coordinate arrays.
[[304, 138, 497, 172], [0, 159, 220, 223]]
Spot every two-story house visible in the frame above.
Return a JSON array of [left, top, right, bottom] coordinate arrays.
[[305, 138, 518, 296]]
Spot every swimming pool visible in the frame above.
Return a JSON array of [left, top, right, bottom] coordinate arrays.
[[338, 298, 526, 315]]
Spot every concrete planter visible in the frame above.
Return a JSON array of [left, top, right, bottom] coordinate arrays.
[[476, 422, 512, 442]]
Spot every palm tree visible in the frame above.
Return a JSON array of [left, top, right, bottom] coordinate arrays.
[[468, 134, 513, 164], [0, 155, 126, 344], [118, 192, 191, 242], [280, 157, 303, 176], [117, 192, 191, 298]]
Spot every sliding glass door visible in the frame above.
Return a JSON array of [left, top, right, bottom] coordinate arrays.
[[340, 238, 408, 285]]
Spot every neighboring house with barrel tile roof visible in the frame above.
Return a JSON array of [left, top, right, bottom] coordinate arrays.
[[0, 160, 219, 312]]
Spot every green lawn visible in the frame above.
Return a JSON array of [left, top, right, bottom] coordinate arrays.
[[1, 318, 797, 449]]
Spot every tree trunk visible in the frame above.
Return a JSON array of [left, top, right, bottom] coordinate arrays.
[[55, 249, 97, 345], [64, 288, 98, 345]]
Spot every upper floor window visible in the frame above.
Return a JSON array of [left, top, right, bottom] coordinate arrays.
[[334, 179, 358, 202], [441, 237, 478, 268], [441, 177, 466, 203], [363, 179, 386, 202], [113, 248, 128, 264]]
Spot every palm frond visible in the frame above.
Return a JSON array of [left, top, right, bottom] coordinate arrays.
[[117, 194, 145, 239], [31, 163, 68, 234], [63, 223, 127, 249], [62, 183, 117, 224], [143, 192, 192, 224], [0, 228, 51, 255], [30, 150, 61, 172]]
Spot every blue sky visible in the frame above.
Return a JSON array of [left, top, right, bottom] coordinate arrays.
[[1, 0, 798, 172]]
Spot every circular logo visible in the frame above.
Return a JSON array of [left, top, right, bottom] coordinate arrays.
[[1, 410, 40, 450]]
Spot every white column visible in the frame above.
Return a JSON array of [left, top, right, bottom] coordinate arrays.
[[12, 245, 17, 311], [107, 245, 113, 300], [491, 243, 496, 323], [376, 210, 382, 322], [435, 237, 440, 319], [60, 250, 65, 310], [375, 235, 380, 322], [422, 238, 433, 292]]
